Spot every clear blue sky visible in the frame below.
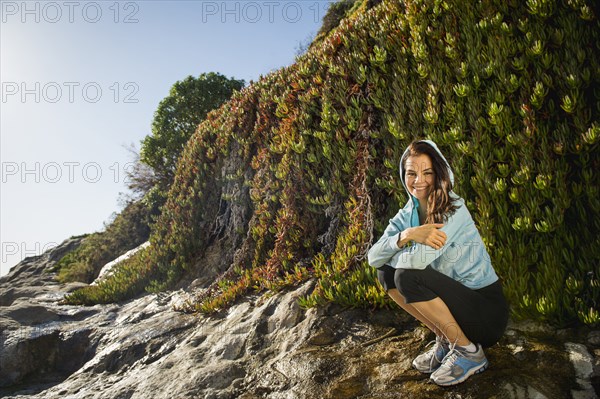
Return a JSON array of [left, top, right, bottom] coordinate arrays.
[[0, 0, 335, 276]]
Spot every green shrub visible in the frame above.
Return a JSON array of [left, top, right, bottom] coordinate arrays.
[[63, 245, 155, 305], [314, 0, 361, 42], [140, 72, 245, 190], [55, 200, 154, 283], [67, 0, 599, 327]]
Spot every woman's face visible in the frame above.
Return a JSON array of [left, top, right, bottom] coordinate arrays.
[[404, 154, 434, 203]]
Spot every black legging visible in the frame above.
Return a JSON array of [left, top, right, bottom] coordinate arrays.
[[377, 265, 509, 348]]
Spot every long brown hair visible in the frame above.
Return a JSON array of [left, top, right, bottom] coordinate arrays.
[[401, 141, 459, 224]]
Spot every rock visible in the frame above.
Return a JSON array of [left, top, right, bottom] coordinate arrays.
[[501, 382, 548, 399], [1, 239, 600, 398], [588, 331, 600, 347], [0, 236, 84, 288], [566, 342, 596, 399], [0, 287, 41, 307], [2, 303, 60, 325], [92, 241, 150, 285], [0, 325, 94, 388], [505, 319, 554, 335]]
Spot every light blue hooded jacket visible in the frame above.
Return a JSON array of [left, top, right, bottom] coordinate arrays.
[[367, 140, 498, 290]]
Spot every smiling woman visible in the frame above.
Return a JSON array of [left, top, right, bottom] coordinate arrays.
[[368, 140, 509, 387]]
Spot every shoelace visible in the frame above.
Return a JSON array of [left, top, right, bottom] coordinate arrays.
[[426, 337, 449, 371], [437, 343, 469, 371]]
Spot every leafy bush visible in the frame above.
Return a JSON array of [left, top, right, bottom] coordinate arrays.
[[54, 200, 154, 283], [314, 0, 361, 43], [66, 0, 599, 327], [141, 72, 245, 185]]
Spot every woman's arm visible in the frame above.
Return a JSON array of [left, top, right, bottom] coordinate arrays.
[[404, 224, 447, 250], [368, 208, 450, 268], [367, 210, 408, 268], [388, 203, 467, 269]]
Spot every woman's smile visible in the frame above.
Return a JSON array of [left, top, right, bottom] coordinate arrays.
[[412, 185, 430, 194]]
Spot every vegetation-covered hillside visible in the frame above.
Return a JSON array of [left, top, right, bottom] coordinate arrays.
[[52, 200, 153, 283], [66, 0, 600, 327]]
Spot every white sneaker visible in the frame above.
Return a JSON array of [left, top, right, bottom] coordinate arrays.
[[430, 343, 488, 386], [412, 336, 450, 373]]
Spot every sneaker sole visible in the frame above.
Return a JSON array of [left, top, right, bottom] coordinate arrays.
[[432, 360, 489, 386], [412, 363, 438, 374]]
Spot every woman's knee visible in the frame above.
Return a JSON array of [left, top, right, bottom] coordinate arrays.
[[393, 268, 422, 293], [376, 270, 387, 289], [387, 288, 411, 309], [376, 265, 396, 291]]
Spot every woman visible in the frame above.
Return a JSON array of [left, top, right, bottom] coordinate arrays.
[[368, 140, 508, 386]]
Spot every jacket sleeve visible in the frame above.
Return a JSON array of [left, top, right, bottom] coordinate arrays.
[[388, 202, 468, 270], [367, 210, 407, 268]]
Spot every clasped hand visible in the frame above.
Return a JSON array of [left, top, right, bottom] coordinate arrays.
[[401, 223, 447, 250]]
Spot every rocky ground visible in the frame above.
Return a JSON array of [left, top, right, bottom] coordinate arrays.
[[1, 238, 599, 399]]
